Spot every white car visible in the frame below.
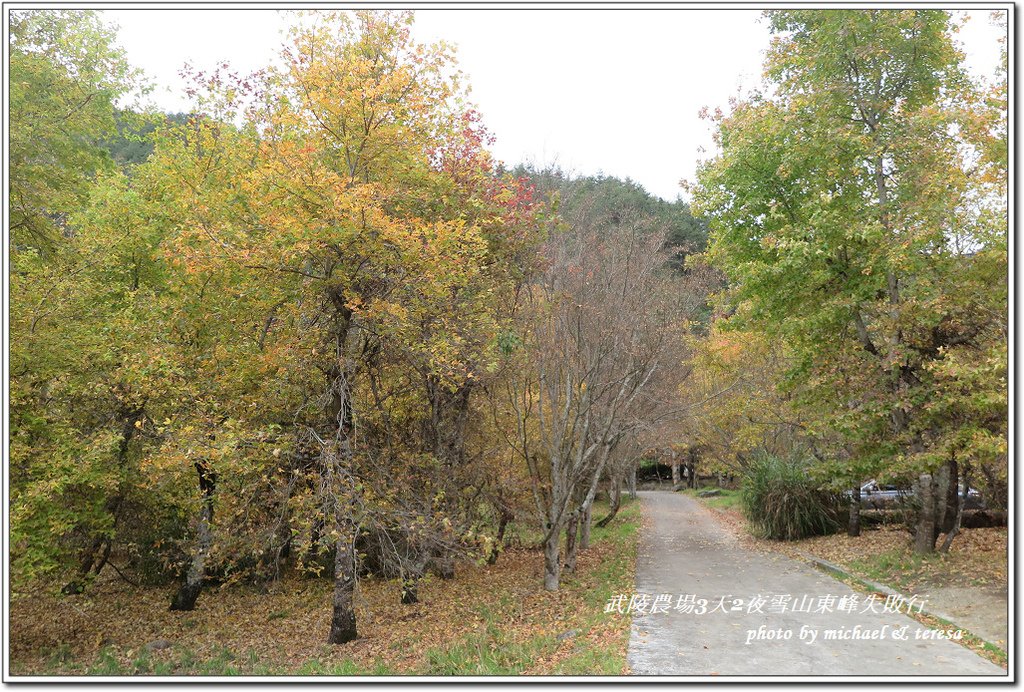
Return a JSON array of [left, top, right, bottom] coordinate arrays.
[[847, 480, 983, 509]]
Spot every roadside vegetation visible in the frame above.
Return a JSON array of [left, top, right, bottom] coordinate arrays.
[[737, 455, 841, 540], [799, 525, 1007, 596], [685, 8, 1007, 558], [10, 7, 698, 661], [12, 500, 638, 676], [688, 486, 1006, 597]]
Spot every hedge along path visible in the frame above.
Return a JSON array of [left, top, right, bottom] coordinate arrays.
[[625, 491, 1004, 677]]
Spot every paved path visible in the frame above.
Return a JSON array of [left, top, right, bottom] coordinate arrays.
[[927, 585, 1008, 651], [626, 491, 1006, 677]]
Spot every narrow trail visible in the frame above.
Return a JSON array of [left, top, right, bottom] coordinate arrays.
[[626, 491, 1005, 677]]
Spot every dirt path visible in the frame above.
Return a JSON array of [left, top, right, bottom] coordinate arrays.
[[626, 491, 1005, 677]]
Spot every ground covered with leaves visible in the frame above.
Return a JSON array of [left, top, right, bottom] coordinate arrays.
[[775, 523, 1007, 593], [706, 499, 1007, 595], [10, 500, 639, 677]]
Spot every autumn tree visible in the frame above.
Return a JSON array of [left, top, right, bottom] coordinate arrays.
[[693, 10, 1007, 551], [681, 325, 806, 477], [119, 10, 542, 638], [504, 196, 692, 590]]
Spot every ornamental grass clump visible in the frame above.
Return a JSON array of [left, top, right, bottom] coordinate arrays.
[[740, 455, 841, 540]]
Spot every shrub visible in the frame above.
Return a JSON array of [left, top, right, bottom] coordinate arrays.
[[740, 455, 841, 540]]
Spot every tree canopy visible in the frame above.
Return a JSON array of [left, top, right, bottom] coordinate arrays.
[[693, 9, 1007, 546]]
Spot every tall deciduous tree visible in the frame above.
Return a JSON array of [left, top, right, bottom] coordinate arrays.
[[8, 11, 171, 593], [128, 10, 541, 638], [505, 198, 692, 591], [694, 10, 1007, 552]]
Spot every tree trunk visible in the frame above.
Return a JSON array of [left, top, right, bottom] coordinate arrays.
[[170, 460, 216, 611], [487, 511, 511, 565], [940, 463, 967, 553], [687, 450, 697, 489], [61, 536, 107, 595], [401, 575, 419, 604], [579, 502, 592, 551], [627, 467, 637, 499], [671, 450, 680, 488], [62, 405, 142, 595], [596, 476, 622, 528], [848, 484, 861, 537], [93, 538, 113, 576], [933, 461, 951, 540], [322, 299, 362, 645], [543, 529, 561, 591], [940, 456, 959, 535], [914, 473, 937, 555], [328, 530, 358, 643], [563, 514, 579, 574]]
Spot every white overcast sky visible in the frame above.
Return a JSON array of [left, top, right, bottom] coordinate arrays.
[[101, 7, 1006, 201]]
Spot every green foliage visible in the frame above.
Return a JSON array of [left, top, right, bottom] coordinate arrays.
[[513, 166, 709, 270], [8, 9, 141, 251], [9, 166, 187, 586], [7, 11, 181, 588], [694, 10, 1007, 488], [103, 110, 191, 169], [740, 455, 841, 540]]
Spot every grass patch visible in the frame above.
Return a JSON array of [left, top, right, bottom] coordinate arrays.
[[423, 625, 559, 675], [763, 525, 1008, 593], [681, 487, 742, 511], [28, 643, 394, 676], [417, 498, 639, 676], [739, 455, 841, 540], [846, 549, 943, 593]]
